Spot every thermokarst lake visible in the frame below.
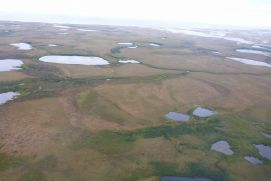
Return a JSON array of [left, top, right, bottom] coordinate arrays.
[[39, 55, 110, 65], [0, 92, 20, 105], [0, 59, 23, 72]]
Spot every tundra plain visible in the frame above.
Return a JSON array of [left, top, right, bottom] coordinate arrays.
[[0, 21, 271, 181]]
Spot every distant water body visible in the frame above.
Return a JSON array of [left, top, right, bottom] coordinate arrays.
[[1, 12, 270, 30]]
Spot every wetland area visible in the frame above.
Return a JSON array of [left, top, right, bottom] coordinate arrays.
[[0, 21, 271, 181]]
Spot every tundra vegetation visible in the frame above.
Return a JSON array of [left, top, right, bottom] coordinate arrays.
[[0, 21, 271, 181]]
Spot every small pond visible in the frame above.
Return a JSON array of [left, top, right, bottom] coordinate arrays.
[[10, 43, 32, 50], [211, 140, 234, 155], [211, 51, 222, 55], [262, 132, 271, 139], [48, 44, 58, 47], [244, 156, 263, 165], [192, 107, 216, 118], [149, 43, 161, 47], [118, 60, 140, 64], [118, 43, 133, 46], [254, 144, 271, 161], [128, 46, 138, 49], [165, 112, 190, 122]]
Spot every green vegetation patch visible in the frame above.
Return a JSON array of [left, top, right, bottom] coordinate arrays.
[[72, 117, 222, 155], [19, 170, 46, 181], [139, 117, 222, 139], [18, 155, 57, 181], [72, 131, 136, 154], [128, 161, 228, 181], [0, 82, 21, 93], [150, 162, 228, 181], [182, 162, 228, 181], [150, 161, 179, 177], [77, 89, 136, 124], [22, 63, 62, 78], [0, 153, 25, 171]]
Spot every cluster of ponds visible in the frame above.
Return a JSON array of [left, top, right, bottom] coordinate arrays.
[[210, 139, 271, 165], [165, 107, 216, 122], [165, 106, 271, 166], [0, 42, 29, 105], [1, 39, 147, 107], [1, 26, 271, 181], [226, 44, 271, 68], [0, 59, 22, 105], [159, 28, 271, 69]]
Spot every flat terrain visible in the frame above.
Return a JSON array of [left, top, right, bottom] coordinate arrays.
[[0, 21, 271, 181]]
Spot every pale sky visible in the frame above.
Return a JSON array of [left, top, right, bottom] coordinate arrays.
[[0, 0, 271, 28]]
